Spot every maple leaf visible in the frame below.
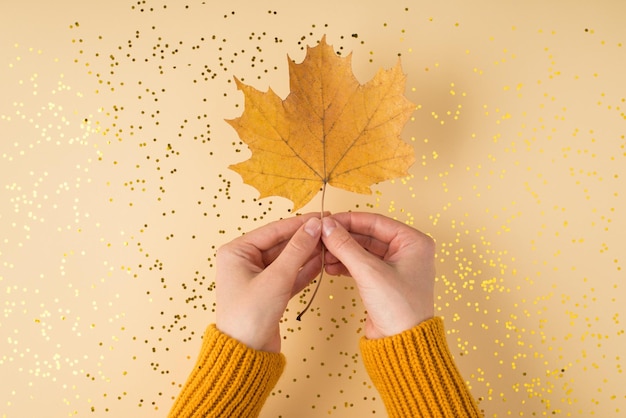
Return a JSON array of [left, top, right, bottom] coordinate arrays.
[[227, 36, 416, 212]]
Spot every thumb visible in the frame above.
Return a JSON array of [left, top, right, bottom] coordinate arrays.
[[321, 217, 377, 277], [267, 217, 322, 280]]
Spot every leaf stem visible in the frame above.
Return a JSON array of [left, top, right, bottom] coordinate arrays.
[[296, 182, 327, 321]]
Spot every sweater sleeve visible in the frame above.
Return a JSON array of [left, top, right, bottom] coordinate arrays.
[[167, 324, 285, 418], [360, 317, 482, 417]]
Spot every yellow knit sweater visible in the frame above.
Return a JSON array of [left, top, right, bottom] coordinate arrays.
[[168, 317, 482, 417]]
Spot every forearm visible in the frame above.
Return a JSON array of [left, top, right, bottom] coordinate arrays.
[[168, 324, 285, 418], [360, 317, 482, 417]]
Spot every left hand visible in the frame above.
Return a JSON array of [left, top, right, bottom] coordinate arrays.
[[321, 212, 435, 340], [215, 213, 323, 353]]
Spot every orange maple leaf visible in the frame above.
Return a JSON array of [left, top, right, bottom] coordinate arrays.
[[227, 36, 416, 212]]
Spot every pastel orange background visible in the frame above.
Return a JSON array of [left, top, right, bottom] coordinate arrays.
[[1, 1, 624, 416]]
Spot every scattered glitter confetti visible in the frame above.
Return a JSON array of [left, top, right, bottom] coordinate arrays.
[[1, 1, 624, 416]]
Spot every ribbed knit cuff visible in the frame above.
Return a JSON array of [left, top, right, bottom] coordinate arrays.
[[360, 317, 482, 417], [168, 324, 285, 418]]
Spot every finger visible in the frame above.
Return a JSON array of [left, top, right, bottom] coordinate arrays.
[[240, 212, 321, 253], [263, 229, 324, 266], [323, 232, 387, 262], [321, 217, 381, 278], [323, 250, 352, 276], [324, 260, 350, 277], [216, 240, 264, 279], [291, 254, 323, 296], [265, 217, 322, 282], [331, 212, 435, 263], [330, 212, 414, 245], [261, 240, 290, 266], [324, 249, 340, 264], [350, 232, 389, 259], [267, 236, 322, 269]]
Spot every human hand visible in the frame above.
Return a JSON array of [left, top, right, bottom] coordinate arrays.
[[215, 214, 322, 353], [321, 212, 435, 340]]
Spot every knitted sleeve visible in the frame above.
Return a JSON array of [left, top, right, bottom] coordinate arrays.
[[360, 317, 482, 417], [167, 324, 285, 418]]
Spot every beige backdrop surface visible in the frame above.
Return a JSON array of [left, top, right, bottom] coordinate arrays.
[[1, 0, 625, 416]]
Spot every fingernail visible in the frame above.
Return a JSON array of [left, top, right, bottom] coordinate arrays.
[[322, 217, 336, 237], [304, 217, 321, 237]]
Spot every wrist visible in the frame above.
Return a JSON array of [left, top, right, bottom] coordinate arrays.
[[216, 318, 281, 353], [367, 305, 434, 340]]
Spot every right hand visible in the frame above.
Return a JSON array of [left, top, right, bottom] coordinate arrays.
[[321, 212, 436, 340], [215, 213, 323, 353]]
